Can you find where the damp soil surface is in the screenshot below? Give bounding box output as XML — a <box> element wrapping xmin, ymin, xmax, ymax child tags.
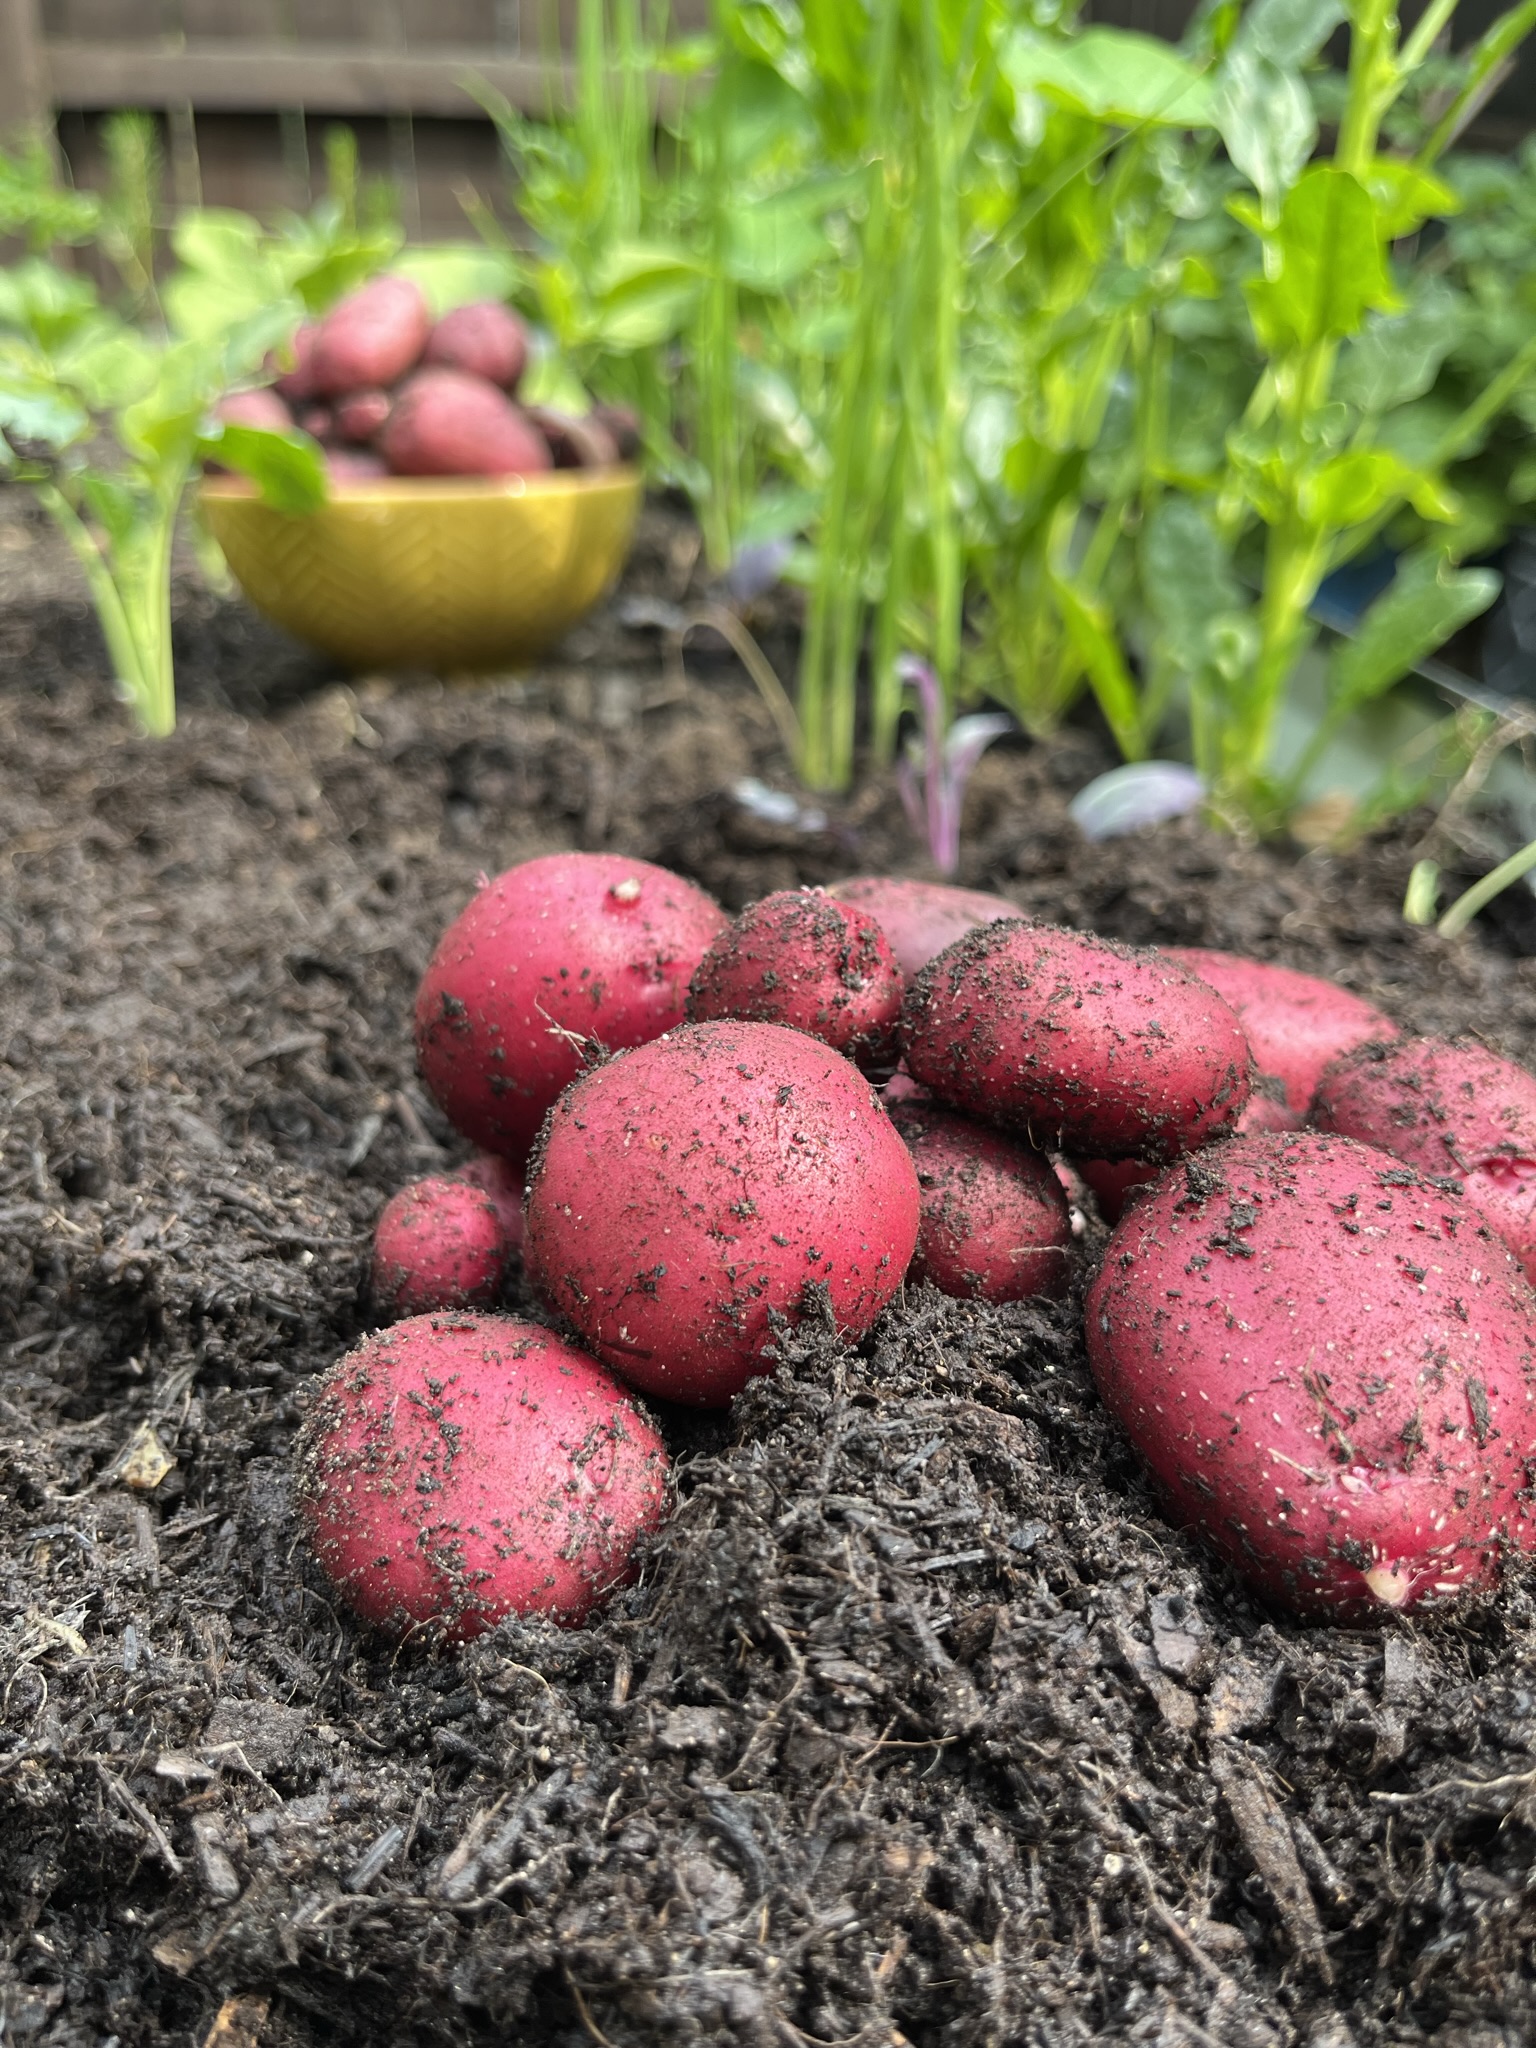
<box><xmin>7</xmin><ymin>490</ymin><xmax>1536</xmax><ymax>2048</ymax></box>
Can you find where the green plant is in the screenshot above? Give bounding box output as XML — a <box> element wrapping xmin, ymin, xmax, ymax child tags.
<box><xmin>0</xmin><ymin>124</ymin><xmax>396</xmax><ymax>737</ymax></box>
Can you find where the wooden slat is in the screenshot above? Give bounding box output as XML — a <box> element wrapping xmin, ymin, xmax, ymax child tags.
<box><xmin>401</xmin><ymin>0</ymin><xmax>505</xmax><ymax>48</ymax></box>
<box><xmin>0</xmin><ymin>0</ymin><xmax>51</xmax><ymax>134</ymax></box>
<box><xmin>178</xmin><ymin>0</ymin><xmax>286</xmax><ymax>35</ymax></box>
<box><xmin>45</xmin><ymin>38</ymin><xmax>571</xmax><ymax>113</ymax></box>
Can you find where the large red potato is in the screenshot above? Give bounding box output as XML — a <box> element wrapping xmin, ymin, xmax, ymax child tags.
<box><xmin>902</xmin><ymin>922</ymin><xmax>1252</xmax><ymax>1161</ymax></box>
<box><xmin>1165</xmin><ymin>947</ymin><xmax>1397</xmax><ymax>1119</ymax></box>
<box><xmin>380</xmin><ymin>369</ymin><xmax>552</xmax><ymax>478</ymax></box>
<box><xmin>309</xmin><ymin>276</ymin><xmax>431</xmax><ymax>397</ymax></box>
<box><xmin>1087</xmin><ymin>1131</ymin><xmax>1536</xmax><ymax>1618</ymax></box>
<box><xmin>888</xmin><ymin>1100</ymin><xmax>1072</xmax><ymax>1302</ymax></box>
<box><xmin>423</xmin><ymin>300</ymin><xmax>529</xmax><ymax>390</ymax></box>
<box><xmin>524</xmin><ymin>1022</ymin><xmax>920</xmax><ymax>1407</ymax></box>
<box><xmin>296</xmin><ymin>1314</ymin><xmax>669</xmax><ymax>1639</ymax></box>
<box><xmin>213</xmin><ymin>388</ymin><xmax>293</xmax><ymax>433</ymax></box>
<box><xmin>1313</xmin><ymin>1036</ymin><xmax>1536</xmax><ymax>1283</ymax></box>
<box><xmin>687</xmin><ymin>889</ymin><xmax>904</xmax><ymax>1071</ymax></box>
<box><xmin>415</xmin><ymin>853</ymin><xmax>727</xmax><ymax>1166</ymax></box>
<box><xmin>370</xmin><ymin>1175</ymin><xmax>509</xmax><ymax>1318</ymax></box>
<box><xmin>829</xmin><ymin>877</ymin><xmax>1022</xmax><ymax>979</ymax></box>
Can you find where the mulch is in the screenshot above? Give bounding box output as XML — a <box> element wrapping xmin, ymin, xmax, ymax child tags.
<box><xmin>5</xmin><ymin>491</ymin><xmax>1536</xmax><ymax>2048</ymax></box>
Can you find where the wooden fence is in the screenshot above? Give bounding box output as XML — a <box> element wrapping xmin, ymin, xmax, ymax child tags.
<box><xmin>0</xmin><ymin>0</ymin><xmax>1528</xmax><ymax>239</ymax></box>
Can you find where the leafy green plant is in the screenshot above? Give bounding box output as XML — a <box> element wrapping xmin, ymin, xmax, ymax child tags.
<box><xmin>0</xmin><ymin>124</ymin><xmax>395</xmax><ymax>737</ymax></box>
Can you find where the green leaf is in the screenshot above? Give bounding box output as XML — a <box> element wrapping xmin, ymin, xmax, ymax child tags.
<box><xmin>0</xmin><ymin>259</ymin><xmax>101</xmax><ymax>347</ymax></box>
<box><xmin>0</xmin><ymin>376</ymin><xmax>91</xmax><ymax>455</ymax></box>
<box><xmin>1142</xmin><ymin>497</ymin><xmax>1244</xmax><ymax>649</ymax></box>
<box><xmin>1328</xmin><ymin>548</ymin><xmax>1500</xmax><ymax>708</ymax></box>
<box><xmin>1299</xmin><ymin>448</ymin><xmax>1440</xmax><ymax>526</ymax></box>
<box><xmin>1363</xmin><ymin>159</ymin><xmax>1459</xmax><ymax>239</ymax></box>
<box><xmin>1048</xmin><ymin>564</ymin><xmax>1147</xmax><ymax>759</ymax></box>
<box><xmin>200</xmin><ymin>423</ymin><xmax>328</xmax><ymax>514</ymax></box>
<box><xmin>1214</xmin><ymin>49</ymin><xmax>1315</xmax><ymax>218</ymax></box>
<box><xmin>1334</xmin><ymin>281</ymin><xmax>1466</xmax><ymax>412</ymax></box>
<box><xmin>1245</xmin><ymin>166</ymin><xmax>1398</xmax><ymax>352</ymax></box>
<box><xmin>1002</xmin><ymin>28</ymin><xmax>1217</xmax><ymax>127</ymax></box>
<box><xmin>392</xmin><ymin>242</ymin><xmax>522</xmax><ymax>317</ymax></box>
<box><xmin>1232</xmin><ymin>0</ymin><xmax>1346</xmax><ymax>66</ymax></box>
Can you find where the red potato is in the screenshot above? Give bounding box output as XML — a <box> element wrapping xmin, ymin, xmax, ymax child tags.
<box><xmin>829</xmin><ymin>877</ymin><xmax>1022</xmax><ymax>980</ymax></box>
<box><xmin>272</xmin><ymin>322</ymin><xmax>321</xmax><ymax>403</ymax></box>
<box><xmin>525</xmin><ymin>407</ymin><xmax>621</xmax><ymax>471</ymax></box>
<box><xmin>296</xmin><ymin>1313</ymin><xmax>669</xmax><ymax>1639</ymax></box>
<box><xmin>593</xmin><ymin>403</ymin><xmax>641</xmax><ymax>461</ymax></box>
<box><xmin>1164</xmin><ymin>947</ymin><xmax>1397</xmax><ymax>1118</ymax></box>
<box><xmin>212</xmin><ymin>388</ymin><xmax>293</xmax><ymax>433</ymax></box>
<box><xmin>888</xmin><ymin>1099</ymin><xmax>1072</xmax><ymax>1303</ymax></box>
<box><xmin>370</xmin><ymin>1175</ymin><xmax>509</xmax><ymax>1318</ymax></box>
<box><xmin>1074</xmin><ymin>1078</ymin><xmax>1300</xmax><ymax>1226</ymax></box>
<box><xmin>381</xmin><ymin>369</ymin><xmax>552</xmax><ymax>479</ymax></box>
<box><xmin>686</xmin><ymin>889</ymin><xmax>904</xmax><ymax>1072</ymax></box>
<box><xmin>423</xmin><ymin>300</ymin><xmax>530</xmax><ymax>391</ymax></box>
<box><xmin>309</xmin><ymin>275</ymin><xmax>431</xmax><ymax>397</ymax></box>
<box><xmin>902</xmin><ymin>922</ymin><xmax>1253</xmax><ymax>1162</ymax></box>
<box><xmin>524</xmin><ymin>1021</ymin><xmax>920</xmax><ymax>1407</ymax></box>
<box><xmin>298</xmin><ymin>405</ymin><xmax>334</xmax><ymax>441</ymax></box>
<box><xmin>415</xmin><ymin>853</ymin><xmax>727</xmax><ymax>1166</ymax></box>
<box><xmin>1087</xmin><ymin>1130</ymin><xmax>1536</xmax><ymax>1617</ymax></box>
<box><xmin>450</xmin><ymin>1151</ymin><xmax>526</xmax><ymax>1251</ymax></box>
<box><xmin>324</xmin><ymin>448</ymin><xmax>389</xmax><ymax>481</ymax></box>
<box><xmin>1313</xmin><ymin>1036</ymin><xmax>1536</xmax><ymax>1283</ymax></box>
<box><xmin>333</xmin><ymin>387</ymin><xmax>393</xmax><ymax>444</ymax></box>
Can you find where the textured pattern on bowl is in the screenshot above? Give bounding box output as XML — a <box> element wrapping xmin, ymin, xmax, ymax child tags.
<box><xmin>201</xmin><ymin>468</ymin><xmax>642</xmax><ymax>671</ymax></box>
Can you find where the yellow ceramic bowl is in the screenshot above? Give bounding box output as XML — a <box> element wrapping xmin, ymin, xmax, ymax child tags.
<box><xmin>200</xmin><ymin>467</ymin><xmax>643</xmax><ymax>672</ymax></box>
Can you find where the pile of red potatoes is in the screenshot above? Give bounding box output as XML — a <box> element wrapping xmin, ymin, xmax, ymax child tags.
<box><xmin>296</xmin><ymin>853</ymin><xmax>1536</xmax><ymax>1645</ymax></box>
<box><xmin>215</xmin><ymin>275</ymin><xmax>636</xmax><ymax>483</ymax></box>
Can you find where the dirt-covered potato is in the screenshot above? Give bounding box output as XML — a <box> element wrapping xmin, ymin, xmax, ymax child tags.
<box><xmin>902</xmin><ymin>921</ymin><xmax>1252</xmax><ymax>1161</ymax></box>
<box><xmin>1087</xmin><ymin>1130</ymin><xmax>1536</xmax><ymax>1617</ymax></box>
<box><xmin>888</xmin><ymin>1099</ymin><xmax>1073</xmax><ymax>1302</ymax></box>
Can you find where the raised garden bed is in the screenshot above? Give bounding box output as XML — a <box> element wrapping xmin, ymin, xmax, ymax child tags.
<box><xmin>5</xmin><ymin>495</ymin><xmax>1536</xmax><ymax>2048</ymax></box>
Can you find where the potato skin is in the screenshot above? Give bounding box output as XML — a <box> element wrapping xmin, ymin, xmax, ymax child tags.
<box><xmin>1313</xmin><ymin>1036</ymin><xmax>1536</xmax><ymax>1283</ymax></box>
<box><xmin>415</xmin><ymin>853</ymin><xmax>727</xmax><ymax>1165</ymax></box>
<box><xmin>380</xmin><ymin>369</ymin><xmax>551</xmax><ymax>478</ymax></box>
<box><xmin>370</xmin><ymin>1176</ymin><xmax>509</xmax><ymax>1317</ymax></box>
<box><xmin>213</xmin><ymin>388</ymin><xmax>293</xmax><ymax>433</ymax></box>
<box><xmin>1166</xmin><ymin>947</ymin><xmax>1396</xmax><ymax>1116</ymax></box>
<box><xmin>829</xmin><ymin>876</ymin><xmax>1022</xmax><ymax>979</ymax></box>
<box><xmin>888</xmin><ymin>1100</ymin><xmax>1072</xmax><ymax>1302</ymax></box>
<box><xmin>309</xmin><ymin>276</ymin><xmax>431</xmax><ymax>397</ymax></box>
<box><xmin>449</xmin><ymin>1151</ymin><xmax>526</xmax><ymax>1250</ymax></box>
<box><xmin>524</xmin><ymin>1021</ymin><xmax>920</xmax><ymax>1407</ymax></box>
<box><xmin>423</xmin><ymin>301</ymin><xmax>529</xmax><ymax>391</ymax></box>
<box><xmin>296</xmin><ymin>1314</ymin><xmax>669</xmax><ymax>1639</ymax></box>
<box><xmin>1087</xmin><ymin>1131</ymin><xmax>1536</xmax><ymax>1617</ymax></box>
<box><xmin>902</xmin><ymin>922</ymin><xmax>1252</xmax><ymax>1161</ymax></box>
<box><xmin>333</xmin><ymin>387</ymin><xmax>393</xmax><ymax>444</ymax></box>
<box><xmin>687</xmin><ymin>890</ymin><xmax>904</xmax><ymax>1071</ymax></box>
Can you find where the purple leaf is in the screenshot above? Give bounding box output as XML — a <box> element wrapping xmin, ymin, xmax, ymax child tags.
<box><xmin>1068</xmin><ymin>761</ymin><xmax>1206</xmax><ymax>841</ymax></box>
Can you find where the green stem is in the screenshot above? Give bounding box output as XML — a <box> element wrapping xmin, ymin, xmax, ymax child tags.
<box><xmin>1416</xmin><ymin>0</ymin><xmax>1536</xmax><ymax>167</ymax></box>
<box><xmin>1438</xmin><ymin>837</ymin><xmax>1536</xmax><ymax>939</ymax></box>
<box><xmin>37</xmin><ymin>482</ymin><xmax>172</xmax><ymax>734</ymax></box>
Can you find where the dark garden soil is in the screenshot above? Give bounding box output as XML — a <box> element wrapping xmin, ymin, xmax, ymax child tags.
<box><xmin>7</xmin><ymin>488</ymin><xmax>1536</xmax><ymax>2048</ymax></box>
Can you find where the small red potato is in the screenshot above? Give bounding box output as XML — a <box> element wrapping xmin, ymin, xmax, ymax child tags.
<box><xmin>381</xmin><ymin>369</ymin><xmax>552</xmax><ymax>479</ymax></box>
<box><xmin>423</xmin><ymin>300</ymin><xmax>530</xmax><ymax>390</ymax></box>
<box><xmin>310</xmin><ymin>275</ymin><xmax>431</xmax><ymax>397</ymax></box>
<box><xmin>449</xmin><ymin>1151</ymin><xmax>526</xmax><ymax>1250</ymax></box>
<box><xmin>298</xmin><ymin>405</ymin><xmax>334</xmax><ymax>441</ymax></box>
<box><xmin>1165</xmin><ymin>947</ymin><xmax>1397</xmax><ymax>1117</ymax></box>
<box><xmin>524</xmin><ymin>1021</ymin><xmax>920</xmax><ymax>1407</ymax></box>
<box><xmin>829</xmin><ymin>876</ymin><xmax>1022</xmax><ymax>979</ymax></box>
<box><xmin>902</xmin><ymin>922</ymin><xmax>1252</xmax><ymax>1161</ymax></box>
<box><xmin>272</xmin><ymin>322</ymin><xmax>321</xmax><ymax>403</ymax></box>
<box><xmin>1087</xmin><ymin>1131</ymin><xmax>1536</xmax><ymax>1617</ymax></box>
<box><xmin>296</xmin><ymin>1313</ymin><xmax>669</xmax><ymax>1639</ymax></box>
<box><xmin>371</xmin><ymin>1175</ymin><xmax>509</xmax><ymax>1318</ymax></box>
<box><xmin>525</xmin><ymin>406</ymin><xmax>621</xmax><ymax>471</ymax></box>
<box><xmin>1074</xmin><ymin>1078</ymin><xmax>1299</xmax><ymax>1226</ymax></box>
<box><xmin>324</xmin><ymin>448</ymin><xmax>389</xmax><ymax>481</ymax></box>
<box><xmin>687</xmin><ymin>889</ymin><xmax>904</xmax><ymax>1071</ymax></box>
<box><xmin>212</xmin><ymin>388</ymin><xmax>293</xmax><ymax>433</ymax></box>
<box><xmin>333</xmin><ymin>387</ymin><xmax>393</xmax><ymax>444</ymax></box>
<box><xmin>1313</xmin><ymin>1036</ymin><xmax>1536</xmax><ymax>1283</ymax></box>
<box><xmin>888</xmin><ymin>1099</ymin><xmax>1072</xmax><ymax>1302</ymax></box>
<box><xmin>415</xmin><ymin>853</ymin><xmax>727</xmax><ymax>1166</ymax></box>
